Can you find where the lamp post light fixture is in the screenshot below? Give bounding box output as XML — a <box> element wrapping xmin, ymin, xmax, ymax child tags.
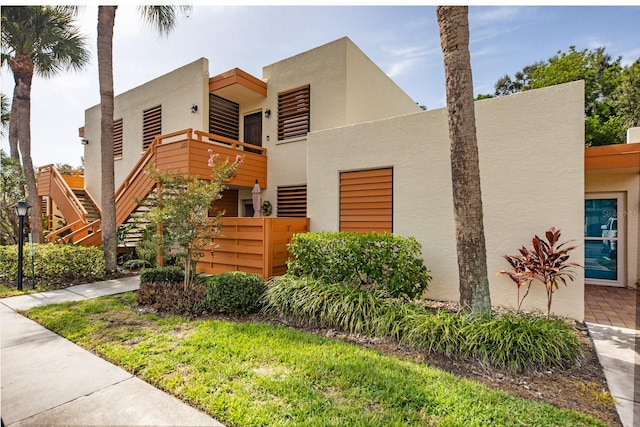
<box><xmin>14</xmin><ymin>200</ymin><xmax>31</xmax><ymax>291</ymax></box>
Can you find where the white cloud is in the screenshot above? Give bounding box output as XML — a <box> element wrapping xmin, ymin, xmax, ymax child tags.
<box><xmin>386</xmin><ymin>58</ymin><xmax>419</xmax><ymax>78</ymax></box>
<box><xmin>620</xmin><ymin>47</ymin><xmax>640</xmax><ymax>66</ymax></box>
<box><xmin>379</xmin><ymin>41</ymin><xmax>440</xmax><ymax>78</ymax></box>
<box><xmin>470</xmin><ymin>6</ymin><xmax>524</xmax><ymax>27</ymax></box>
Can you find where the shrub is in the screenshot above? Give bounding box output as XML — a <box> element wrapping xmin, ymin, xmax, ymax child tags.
<box><xmin>0</xmin><ymin>244</ymin><xmax>105</xmax><ymax>288</ymax></box>
<box><xmin>370</xmin><ymin>299</ymin><xmax>424</xmax><ymax>341</ymax></box>
<box><xmin>263</xmin><ymin>275</ymin><xmax>391</xmax><ymax>334</ymax></box>
<box><xmin>263</xmin><ymin>275</ymin><xmax>583</xmax><ymax>371</ymax></box>
<box><xmin>459</xmin><ymin>312</ymin><xmax>583</xmax><ymax>371</ymax></box>
<box><xmin>287</xmin><ymin>231</ymin><xmax>431</xmax><ymax>300</ymax></box>
<box><xmin>122</xmin><ymin>258</ymin><xmax>152</xmax><ymax>270</ymax></box>
<box><xmin>499</xmin><ymin>227</ymin><xmax>581</xmax><ymax>317</ymax></box>
<box><xmin>137</xmin><ymin>281</ymin><xmax>207</xmax><ymax>316</ymax></box>
<box><xmin>205</xmin><ymin>271</ymin><xmax>266</xmax><ymax>315</ymax></box>
<box><xmin>140</xmin><ymin>266</ymin><xmax>184</xmax><ymax>285</ymax></box>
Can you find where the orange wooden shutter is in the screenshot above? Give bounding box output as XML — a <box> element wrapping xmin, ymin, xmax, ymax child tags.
<box><xmin>340</xmin><ymin>168</ymin><xmax>393</xmax><ymax>233</ymax></box>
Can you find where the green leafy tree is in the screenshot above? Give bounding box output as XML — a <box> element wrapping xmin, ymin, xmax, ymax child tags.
<box><xmin>610</xmin><ymin>60</ymin><xmax>640</xmax><ymax>129</ymax></box>
<box><xmin>530</xmin><ymin>47</ymin><xmax>621</xmax><ymax>117</ymax></box>
<box><xmin>97</xmin><ymin>5</ymin><xmax>191</xmax><ymax>274</ymax></box>
<box><xmin>146</xmin><ymin>152</ymin><xmax>242</xmax><ymax>291</ymax></box>
<box><xmin>0</xmin><ymin>150</ymin><xmax>26</xmax><ymax>245</ymax></box>
<box><xmin>494</xmin><ymin>62</ymin><xmax>542</xmax><ymax>96</ymax></box>
<box><xmin>491</xmin><ymin>46</ymin><xmax>638</xmax><ymax>146</ymax></box>
<box><xmin>1</xmin><ymin>93</ymin><xmax>10</xmax><ymax>137</ymax></box>
<box><xmin>437</xmin><ymin>6</ymin><xmax>491</xmax><ymax>313</ymax></box>
<box><xmin>1</xmin><ymin>6</ymin><xmax>90</xmax><ymax>243</ymax></box>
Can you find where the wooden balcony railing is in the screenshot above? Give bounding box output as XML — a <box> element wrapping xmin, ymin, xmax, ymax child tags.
<box><xmin>154</xmin><ymin>129</ymin><xmax>268</xmax><ymax>188</ymax></box>
<box><xmin>57</xmin><ymin>169</ymin><xmax>84</xmax><ymax>189</ymax></box>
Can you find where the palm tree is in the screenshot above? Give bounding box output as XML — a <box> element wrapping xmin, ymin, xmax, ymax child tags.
<box><xmin>436</xmin><ymin>6</ymin><xmax>491</xmax><ymax>313</ymax></box>
<box><xmin>1</xmin><ymin>6</ymin><xmax>90</xmax><ymax>243</ymax></box>
<box><xmin>1</xmin><ymin>93</ymin><xmax>10</xmax><ymax>137</ymax></box>
<box><xmin>97</xmin><ymin>5</ymin><xmax>191</xmax><ymax>273</ymax></box>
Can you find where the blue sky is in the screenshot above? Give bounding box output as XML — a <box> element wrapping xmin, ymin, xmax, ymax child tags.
<box><xmin>2</xmin><ymin>4</ymin><xmax>639</xmax><ymax>167</ymax></box>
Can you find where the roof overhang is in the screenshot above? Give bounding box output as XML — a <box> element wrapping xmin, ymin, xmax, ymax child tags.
<box><xmin>585</xmin><ymin>142</ymin><xmax>640</xmax><ymax>173</ymax></box>
<box><xmin>209</xmin><ymin>68</ymin><xmax>267</xmax><ymax>105</ymax></box>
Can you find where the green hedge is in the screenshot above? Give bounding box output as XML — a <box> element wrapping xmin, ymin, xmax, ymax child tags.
<box><xmin>205</xmin><ymin>271</ymin><xmax>266</xmax><ymax>315</ymax></box>
<box><xmin>287</xmin><ymin>232</ymin><xmax>431</xmax><ymax>300</ymax></box>
<box><xmin>140</xmin><ymin>266</ymin><xmax>184</xmax><ymax>285</ymax></box>
<box><xmin>0</xmin><ymin>244</ymin><xmax>105</xmax><ymax>287</ymax></box>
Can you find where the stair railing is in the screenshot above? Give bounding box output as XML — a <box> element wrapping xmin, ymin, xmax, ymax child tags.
<box><xmin>38</xmin><ymin>164</ymin><xmax>88</xmax><ymax>226</ymax></box>
<box><xmin>44</xmin><ymin>219</ymin><xmax>85</xmax><ymax>243</ymax></box>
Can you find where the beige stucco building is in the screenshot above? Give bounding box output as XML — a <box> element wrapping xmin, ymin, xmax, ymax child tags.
<box><xmin>82</xmin><ymin>37</ymin><xmax>421</xmax><ymax>210</ymax></box>
<box><xmin>308</xmin><ymin>82</ymin><xmax>586</xmax><ymax>320</ymax></box>
<box><xmin>42</xmin><ymin>36</ymin><xmax>640</xmax><ymax>321</ymax></box>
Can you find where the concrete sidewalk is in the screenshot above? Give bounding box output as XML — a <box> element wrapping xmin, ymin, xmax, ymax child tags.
<box><xmin>586</xmin><ymin>322</ymin><xmax>639</xmax><ymax>427</ymax></box>
<box><xmin>0</xmin><ymin>276</ymin><xmax>224</xmax><ymax>427</ymax></box>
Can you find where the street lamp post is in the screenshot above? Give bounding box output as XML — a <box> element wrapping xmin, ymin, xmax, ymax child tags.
<box><xmin>14</xmin><ymin>201</ymin><xmax>31</xmax><ymax>291</ymax></box>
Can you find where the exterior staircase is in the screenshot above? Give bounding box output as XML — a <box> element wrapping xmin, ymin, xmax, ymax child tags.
<box><xmin>37</xmin><ymin>128</ymin><xmax>269</xmax><ymax>248</ymax></box>
<box><xmin>72</xmin><ymin>189</ymin><xmax>101</xmax><ymax>223</ymax></box>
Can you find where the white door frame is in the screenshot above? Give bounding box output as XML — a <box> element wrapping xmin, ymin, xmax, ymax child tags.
<box><xmin>584</xmin><ymin>192</ymin><xmax>626</xmax><ymax>287</ymax></box>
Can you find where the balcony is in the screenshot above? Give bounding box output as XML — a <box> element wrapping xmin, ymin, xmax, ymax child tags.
<box><xmin>153</xmin><ymin>129</ymin><xmax>267</xmax><ymax>188</ymax></box>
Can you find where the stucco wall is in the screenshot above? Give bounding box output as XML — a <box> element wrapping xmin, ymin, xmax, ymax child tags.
<box><xmin>585</xmin><ymin>171</ymin><xmax>640</xmax><ymax>288</ymax></box>
<box><xmin>344</xmin><ymin>40</ymin><xmax>420</xmax><ymax>123</ymax></box>
<box><xmin>84</xmin><ymin>58</ymin><xmax>209</xmax><ymax>207</ymax></box>
<box><xmin>307</xmin><ymin>81</ymin><xmax>585</xmax><ymax>320</ymax></box>
<box><xmin>259</xmin><ymin>37</ymin><xmax>422</xmax><ymax>212</ymax></box>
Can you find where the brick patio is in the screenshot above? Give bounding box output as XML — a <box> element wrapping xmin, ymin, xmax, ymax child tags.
<box><xmin>584</xmin><ymin>284</ymin><xmax>639</xmax><ymax>329</ymax></box>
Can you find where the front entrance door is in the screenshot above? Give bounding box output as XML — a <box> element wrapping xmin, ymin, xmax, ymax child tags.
<box><xmin>243</xmin><ymin>112</ymin><xmax>262</xmax><ymax>154</ymax></box>
<box><xmin>584</xmin><ymin>193</ymin><xmax>625</xmax><ymax>286</ymax></box>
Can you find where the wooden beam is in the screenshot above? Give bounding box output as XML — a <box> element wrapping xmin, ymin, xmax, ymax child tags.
<box><xmin>585</xmin><ymin>142</ymin><xmax>640</xmax><ymax>170</ymax></box>
<box><xmin>209</xmin><ymin>68</ymin><xmax>267</xmax><ymax>96</ymax></box>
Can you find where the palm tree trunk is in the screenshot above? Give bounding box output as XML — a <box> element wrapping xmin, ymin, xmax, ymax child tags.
<box><xmin>98</xmin><ymin>6</ymin><xmax>118</xmax><ymax>273</ymax></box>
<box><xmin>437</xmin><ymin>6</ymin><xmax>491</xmax><ymax>313</ymax></box>
<box><xmin>13</xmin><ymin>62</ymin><xmax>43</xmax><ymax>243</ymax></box>
<box><xmin>8</xmin><ymin>92</ymin><xmax>25</xmax><ymax>198</ymax></box>
<box><xmin>9</xmin><ymin>92</ymin><xmax>20</xmax><ymax>159</ymax></box>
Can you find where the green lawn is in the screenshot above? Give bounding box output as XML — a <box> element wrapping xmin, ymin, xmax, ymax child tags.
<box><xmin>0</xmin><ymin>284</ymin><xmax>40</xmax><ymax>297</ymax></box>
<box><xmin>25</xmin><ymin>293</ymin><xmax>606</xmax><ymax>427</ymax></box>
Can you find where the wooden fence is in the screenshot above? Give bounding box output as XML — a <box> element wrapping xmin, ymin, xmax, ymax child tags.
<box><xmin>197</xmin><ymin>217</ymin><xmax>310</xmax><ymax>280</ymax></box>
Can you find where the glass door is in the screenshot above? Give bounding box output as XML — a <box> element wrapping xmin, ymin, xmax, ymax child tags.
<box><xmin>584</xmin><ymin>193</ymin><xmax>625</xmax><ymax>286</ymax></box>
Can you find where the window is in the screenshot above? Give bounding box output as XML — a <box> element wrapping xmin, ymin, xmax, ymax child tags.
<box><xmin>340</xmin><ymin>168</ymin><xmax>393</xmax><ymax>233</ymax></box>
<box><xmin>142</xmin><ymin>105</ymin><xmax>161</xmax><ymax>151</ymax></box>
<box><xmin>113</xmin><ymin>118</ymin><xmax>123</xmax><ymax>158</ymax></box>
<box><xmin>277</xmin><ymin>185</ymin><xmax>307</xmax><ymax>217</ymax></box>
<box><xmin>209</xmin><ymin>94</ymin><xmax>239</xmax><ymax>141</ymax></box>
<box><xmin>585</xmin><ymin>193</ymin><xmax>625</xmax><ymax>286</ymax></box>
<box><xmin>278</xmin><ymin>85</ymin><xmax>310</xmax><ymax>141</ymax></box>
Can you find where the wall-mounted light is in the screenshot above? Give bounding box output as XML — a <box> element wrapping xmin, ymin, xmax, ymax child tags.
<box><xmin>264</xmin><ymin>109</ymin><xmax>271</xmax><ymax>118</ymax></box>
<box><xmin>191</xmin><ymin>104</ymin><xmax>198</xmax><ymax>113</ymax></box>
<box><xmin>80</xmin><ymin>138</ymin><xmax>89</xmax><ymax>145</ymax></box>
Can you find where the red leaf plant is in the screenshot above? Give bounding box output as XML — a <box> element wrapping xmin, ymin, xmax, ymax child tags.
<box><xmin>499</xmin><ymin>227</ymin><xmax>581</xmax><ymax>318</ymax></box>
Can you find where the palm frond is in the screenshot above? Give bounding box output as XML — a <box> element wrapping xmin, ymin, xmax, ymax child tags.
<box><xmin>137</xmin><ymin>5</ymin><xmax>192</xmax><ymax>37</ymax></box>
